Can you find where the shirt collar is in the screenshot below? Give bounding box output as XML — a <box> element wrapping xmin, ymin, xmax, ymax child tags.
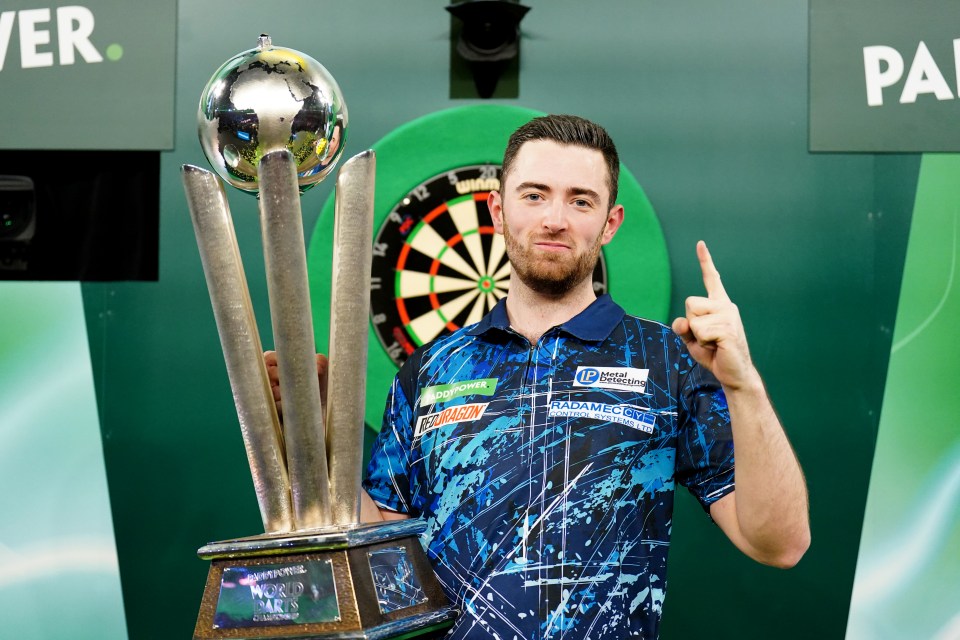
<box><xmin>467</xmin><ymin>294</ymin><xmax>625</xmax><ymax>342</ymax></box>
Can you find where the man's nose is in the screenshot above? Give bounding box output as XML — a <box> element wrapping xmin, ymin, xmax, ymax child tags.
<box><xmin>542</xmin><ymin>200</ymin><xmax>568</xmax><ymax>232</ymax></box>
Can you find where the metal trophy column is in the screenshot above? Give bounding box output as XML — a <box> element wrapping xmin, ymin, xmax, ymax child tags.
<box><xmin>183</xmin><ymin>35</ymin><xmax>454</xmax><ymax>640</ymax></box>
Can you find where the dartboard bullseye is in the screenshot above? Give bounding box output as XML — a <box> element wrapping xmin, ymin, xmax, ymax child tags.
<box><xmin>370</xmin><ymin>164</ymin><xmax>607</xmax><ymax>368</ymax></box>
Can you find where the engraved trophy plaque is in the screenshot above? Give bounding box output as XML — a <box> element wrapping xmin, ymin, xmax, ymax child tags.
<box><xmin>182</xmin><ymin>35</ymin><xmax>455</xmax><ymax>640</ymax></box>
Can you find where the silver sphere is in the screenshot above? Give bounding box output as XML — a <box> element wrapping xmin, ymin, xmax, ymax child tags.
<box><xmin>198</xmin><ymin>35</ymin><xmax>347</xmax><ymax>194</ymax></box>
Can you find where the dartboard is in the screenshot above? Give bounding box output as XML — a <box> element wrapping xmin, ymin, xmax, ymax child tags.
<box><xmin>370</xmin><ymin>164</ymin><xmax>607</xmax><ymax>368</ymax></box>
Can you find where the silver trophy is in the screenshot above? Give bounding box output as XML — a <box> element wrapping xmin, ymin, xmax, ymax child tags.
<box><xmin>182</xmin><ymin>36</ymin><xmax>453</xmax><ymax>640</ymax></box>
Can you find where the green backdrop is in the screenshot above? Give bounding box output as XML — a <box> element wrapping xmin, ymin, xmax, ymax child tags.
<box><xmin>1</xmin><ymin>0</ymin><xmax>950</xmax><ymax>638</ymax></box>
<box><xmin>845</xmin><ymin>155</ymin><xmax>960</xmax><ymax>639</ymax></box>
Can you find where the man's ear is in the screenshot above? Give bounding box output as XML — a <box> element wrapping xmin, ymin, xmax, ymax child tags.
<box><xmin>601</xmin><ymin>204</ymin><xmax>625</xmax><ymax>245</ymax></box>
<box><xmin>488</xmin><ymin>190</ymin><xmax>504</xmax><ymax>234</ymax></box>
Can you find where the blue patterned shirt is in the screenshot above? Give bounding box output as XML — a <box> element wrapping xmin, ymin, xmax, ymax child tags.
<box><xmin>364</xmin><ymin>295</ymin><xmax>735</xmax><ymax>639</ymax></box>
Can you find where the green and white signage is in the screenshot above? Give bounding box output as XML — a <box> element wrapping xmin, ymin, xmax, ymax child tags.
<box><xmin>810</xmin><ymin>0</ymin><xmax>960</xmax><ymax>152</ymax></box>
<box><xmin>0</xmin><ymin>0</ymin><xmax>176</xmax><ymax>149</ymax></box>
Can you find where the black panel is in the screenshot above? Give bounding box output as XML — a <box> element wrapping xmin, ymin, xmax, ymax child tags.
<box><xmin>0</xmin><ymin>150</ymin><xmax>159</xmax><ymax>281</ymax></box>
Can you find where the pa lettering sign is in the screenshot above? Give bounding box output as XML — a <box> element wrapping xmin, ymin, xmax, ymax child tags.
<box><xmin>864</xmin><ymin>41</ymin><xmax>960</xmax><ymax>107</ymax></box>
<box><xmin>810</xmin><ymin>0</ymin><xmax>960</xmax><ymax>152</ymax></box>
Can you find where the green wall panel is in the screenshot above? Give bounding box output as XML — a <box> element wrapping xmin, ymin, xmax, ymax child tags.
<box><xmin>846</xmin><ymin>154</ymin><xmax>960</xmax><ymax>639</ymax></box>
<box><xmin>0</xmin><ymin>283</ymin><xmax>126</xmax><ymax>639</ymax></box>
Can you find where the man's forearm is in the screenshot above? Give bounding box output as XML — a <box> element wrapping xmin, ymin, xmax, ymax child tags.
<box><xmin>360</xmin><ymin>489</ymin><xmax>411</xmax><ymax>523</ymax></box>
<box><xmin>723</xmin><ymin>371</ymin><xmax>810</xmax><ymax>566</ymax></box>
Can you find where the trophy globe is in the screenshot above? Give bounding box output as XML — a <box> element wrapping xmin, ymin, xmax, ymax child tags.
<box><xmin>197</xmin><ymin>34</ymin><xmax>347</xmax><ymax>194</ymax></box>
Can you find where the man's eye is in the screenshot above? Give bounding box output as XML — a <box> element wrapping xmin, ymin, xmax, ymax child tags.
<box><xmin>524</xmin><ymin>193</ymin><xmax>543</xmax><ymax>201</ymax></box>
<box><xmin>574</xmin><ymin>199</ymin><xmax>591</xmax><ymax>208</ymax></box>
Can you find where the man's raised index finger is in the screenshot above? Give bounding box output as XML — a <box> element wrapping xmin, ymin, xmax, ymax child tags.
<box><xmin>697</xmin><ymin>240</ymin><xmax>729</xmax><ymax>300</ymax></box>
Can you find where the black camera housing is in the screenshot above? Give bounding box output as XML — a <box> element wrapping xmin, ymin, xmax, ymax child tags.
<box><xmin>0</xmin><ymin>176</ymin><xmax>36</xmax><ymax>271</ymax></box>
<box><xmin>447</xmin><ymin>1</ymin><xmax>530</xmax><ymax>99</ymax></box>
<box><xmin>0</xmin><ymin>176</ymin><xmax>37</xmax><ymax>243</ymax></box>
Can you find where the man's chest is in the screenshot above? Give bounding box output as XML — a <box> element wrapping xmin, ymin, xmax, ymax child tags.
<box><xmin>410</xmin><ymin>338</ymin><xmax>683</xmax><ymax>503</ymax></box>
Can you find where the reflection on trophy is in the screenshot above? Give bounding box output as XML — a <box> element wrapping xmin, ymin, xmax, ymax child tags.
<box><xmin>182</xmin><ymin>35</ymin><xmax>454</xmax><ymax>639</ymax></box>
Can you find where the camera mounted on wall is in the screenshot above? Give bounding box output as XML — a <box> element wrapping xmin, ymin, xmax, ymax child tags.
<box><xmin>0</xmin><ymin>176</ymin><xmax>36</xmax><ymax>271</ymax></box>
<box><xmin>447</xmin><ymin>0</ymin><xmax>530</xmax><ymax>99</ymax></box>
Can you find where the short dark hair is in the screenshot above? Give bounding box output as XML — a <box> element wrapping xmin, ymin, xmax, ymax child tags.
<box><xmin>501</xmin><ymin>114</ymin><xmax>620</xmax><ymax>207</ymax></box>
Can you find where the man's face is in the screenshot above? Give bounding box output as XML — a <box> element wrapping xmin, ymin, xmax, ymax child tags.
<box><xmin>489</xmin><ymin>140</ymin><xmax>624</xmax><ymax>297</ymax></box>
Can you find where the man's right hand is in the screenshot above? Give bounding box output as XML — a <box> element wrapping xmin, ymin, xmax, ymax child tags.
<box><xmin>264</xmin><ymin>350</ymin><xmax>329</xmax><ymax>419</ymax></box>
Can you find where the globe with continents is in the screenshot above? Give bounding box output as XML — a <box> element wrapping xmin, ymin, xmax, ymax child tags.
<box><xmin>197</xmin><ymin>35</ymin><xmax>348</xmax><ymax>194</ymax></box>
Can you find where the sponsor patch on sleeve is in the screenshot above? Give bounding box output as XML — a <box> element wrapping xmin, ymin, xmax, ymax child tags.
<box><xmin>573</xmin><ymin>366</ymin><xmax>649</xmax><ymax>393</ymax></box>
<box><xmin>415</xmin><ymin>402</ymin><xmax>490</xmax><ymax>438</ymax></box>
<box><xmin>548</xmin><ymin>401</ymin><xmax>656</xmax><ymax>433</ymax></box>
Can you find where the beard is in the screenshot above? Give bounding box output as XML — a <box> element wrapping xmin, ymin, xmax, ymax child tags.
<box><xmin>503</xmin><ymin>225</ymin><xmax>603</xmax><ymax>298</ymax></box>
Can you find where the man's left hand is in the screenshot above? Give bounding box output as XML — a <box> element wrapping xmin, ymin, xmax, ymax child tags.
<box><xmin>671</xmin><ymin>241</ymin><xmax>758</xmax><ymax>391</ymax></box>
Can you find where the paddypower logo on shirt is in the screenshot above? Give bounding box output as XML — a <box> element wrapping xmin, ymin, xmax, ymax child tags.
<box><xmin>0</xmin><ymin>6</ymin><xmax>123</xmax><ymax>72</ymax></box>
<box><xmin>420</xmin><ymin>378</ymin><xmax>498</xmax><ymax>406</ymax></box>
<box><xmin>415</xmin><ymin>402</ymin><xmax>489</xmax><ymax>438</ymax></box>
<box><xmin>549</xmin><ymin>401</ymin><xmax>656</xmax><ymax>434</ymax></box>
<box><xmin>573</xmin><ymin>367</ymin><xmax>649</xmax><ymax>393</ymax></box>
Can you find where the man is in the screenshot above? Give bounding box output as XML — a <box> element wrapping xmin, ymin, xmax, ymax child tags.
<box><xmin>272</xmin><ymin>115</ymin><xmax>810</xmax><ymax>639</ymax></box>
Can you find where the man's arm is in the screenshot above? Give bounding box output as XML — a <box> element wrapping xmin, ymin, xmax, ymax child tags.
<box><xmin>672</xmin><ymin>241</ymin><xmax>810</xmax><ymax>569</ymax></box>
<box><xmin>361</xmin><ymin>490</ymin><xmax>411</xmax><ymax>523</ymax></box>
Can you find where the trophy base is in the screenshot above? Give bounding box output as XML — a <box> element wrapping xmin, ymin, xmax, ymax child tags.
<box><xmin>194</xmin><ymin>520</ymin><xmax>456</xmax><ymax>640</ymax></box>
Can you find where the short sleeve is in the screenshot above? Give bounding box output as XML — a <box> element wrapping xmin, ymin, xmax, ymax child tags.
<box><xmin>675</xmin><ymin>360</ymin><xmax>736</xmax><ymax>512</ymax></box>
<box><xmin>363</xmin><ymin>372</ymin><xmax>418</xmax><ymax>515</ymax></box>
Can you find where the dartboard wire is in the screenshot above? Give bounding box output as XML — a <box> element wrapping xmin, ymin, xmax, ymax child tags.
<box><xmin>394</xmin><ymin>243</ymin><xmax>478</xmax><ymax>300</ymax></box>
<box><xmin>397</xmin><ymin>270</ymin><xmax>477</xmax><ymax>297</ymax></box>
<box><xmin>412</xmin><ymin>223</ymin><xmax>481</xmax><ymax>281</ymax></box>
<box><xmin>486</xmin><ymin>232</ymin><xmax>508</xmax><ymax>281</ymax></box>
<box><xmin>439</xmin><ymin>288</ymin><xmax>483</xmax><ymax>326</ymax></box>
<box><xmin>394</xmin><ymin>203</ymin><xmax>468</xmax><ymax>328</ymax></box>
<box><xmin>447</xmin><ymin>195</ymin><xmax>487</xmax><ymax>275</ymax></box>
<box><xmin>427</xmin><ymin>226</ymin><xmax>501</xmax><ymax>310</ymax></box>
<box><xmin>396</xmin><ymin>234</ymin><xmax>486</xmax><ymax>344</ymax></box>
<box><xmin>466</xmin><ymin>292</ymin><xmax>488</xmax><ymax>326</ymax></box>
<box><xmin>434</xmin><ymin>228</ymin><xmax>499</xmax><ymax>295</ymax></box>
<box><xmin>405</xmin><ymin>206</ymin><xmax>481</xmax><ymax>282</ymax></box>
<box><xmin>394</xmin><ymin>188</ymin><xmax>514</xmax><ymax>347</ymax></box>
<box><xmin>406</xmin><ymin>287</ymin><xmax>482</xmax><ymax>345</ymax></box>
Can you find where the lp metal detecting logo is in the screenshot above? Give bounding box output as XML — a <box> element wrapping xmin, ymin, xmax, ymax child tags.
<box><xmin>573</xmin><ymin>367</ymin><xmax>649</xmax><ymax>393</ymax></box>
<box><xmin>575</xmin><ymin>368</ymin><xmax>600</xmax><ymax>385</ymax></box>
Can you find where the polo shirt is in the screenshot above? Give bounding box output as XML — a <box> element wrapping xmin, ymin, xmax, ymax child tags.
<box><xmin>364</xmin><ymin>294</ymin><xmax>735</xmax><ymax>639</ymax></box>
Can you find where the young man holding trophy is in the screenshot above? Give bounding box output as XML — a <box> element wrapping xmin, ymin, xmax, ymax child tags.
<box><xmin>271</xmin><ymin>114</ymin><xmax>810</xmax><ymax>639</ymax></box>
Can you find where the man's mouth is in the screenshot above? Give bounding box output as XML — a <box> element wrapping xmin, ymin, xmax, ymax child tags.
<box><xmin>531</xmin><ymin>237</ymin><xmax>571</xmax><ymax>251</ymax></box>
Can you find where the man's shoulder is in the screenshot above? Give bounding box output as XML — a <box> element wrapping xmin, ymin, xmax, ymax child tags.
<box><xmin>417</xmin><ymin>322</ymin><xmax>486</xmax><ymax>356</ymax></box>
<box><xmin>398</xmin><ymin>323</ymin><xmax>490</xmax><ymax>378</ymax></box>
<box><xmin>620</xmin><ymin>311</ymin><xmax>671</xmax><ymax>331</ymax></box>
<box><xmin>611</xmin><ymin>308</ymin><xmax>678</xmax><ymax>342</ymax></box>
